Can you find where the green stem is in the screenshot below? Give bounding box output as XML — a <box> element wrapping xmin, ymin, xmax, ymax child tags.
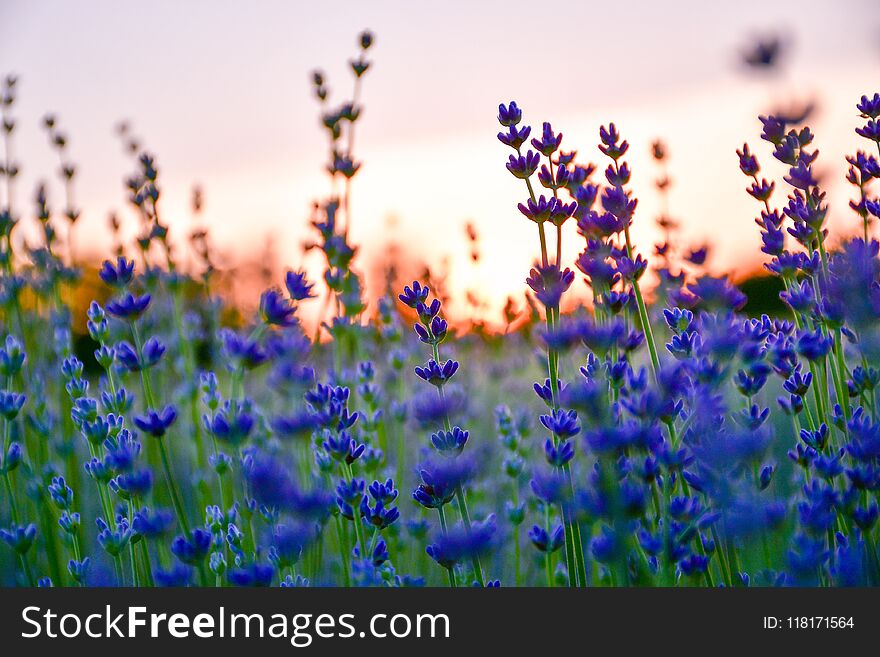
<box><xmin>432</xmin><ymin>342</ymin><xmax>486</xmax><ymax>586</ymax></box>
<box><xmin>157</xmin><ymin>437</ymin><xmax>191</xmax><ymax>535</ymax></box>
<box><xmin>19</xmin><ymin>552</ymin><xmax>35</xmax><ymax>587</ymax></box>
<box><xmin>333</xmin><ymin>514</ymin><xmax>351</xmax><ymax>586</ymax></box>
<box><xmin>113</xmin><ymin>555</ymin><xmax>124</xmax><ymax>586</ymax></box>
<box><xmin>132</xmin><ymin>321</ymin><xmax>191</xmax><ymax>535</ymax></box>
<box><xmin>344</xmin><ymin>463</ymin><xmax>366</xmax><ymax>556</ymax></box>
<box><xmin>368</xmin><ymin>527</ymin><xmax>379</xmax><ymax>556</ymax></box>
<box><xmin>624</xmin><ymin>227</ymin><xmax>661</xmax><ymax>380</ymax></box>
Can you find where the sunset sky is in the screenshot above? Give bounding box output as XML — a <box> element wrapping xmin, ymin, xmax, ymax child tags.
<box><xmin>2</xmin><ymin>0</ymin><xmax>880</xmax><ymax>324</ymax></box>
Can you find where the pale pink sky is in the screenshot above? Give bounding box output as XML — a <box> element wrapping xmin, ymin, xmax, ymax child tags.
<box><xmin>2</xmin><ymin>0</ymin><xmax>880</xmax><ymax>323</ymax></box>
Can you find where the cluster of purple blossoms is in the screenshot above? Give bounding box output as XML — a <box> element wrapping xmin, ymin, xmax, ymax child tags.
<box><xmin>486</xmin><ymin>93</ymin><xmax>880</xmax><ymax>588</ymax></box>
<box><xmin>400</xmin><ymin>280</ymin><xmax>492</xmax><ymax>587</ymax></box>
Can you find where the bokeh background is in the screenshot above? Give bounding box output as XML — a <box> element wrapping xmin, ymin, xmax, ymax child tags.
<box><xmin>2</xmin><ymin>0</ymin><xmax>880</xmax><ymax>326</ymax></box>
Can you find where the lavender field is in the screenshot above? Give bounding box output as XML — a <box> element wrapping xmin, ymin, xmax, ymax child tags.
<box><xmin>2</xmin><ymin>25</ymin><xmax>880</xmax><ymax>588</ymax></box>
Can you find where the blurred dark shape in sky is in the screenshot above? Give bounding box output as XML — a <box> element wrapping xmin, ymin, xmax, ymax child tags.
<box><xmin>741</xmin><ymin>33</ymin><xmax>785</xmax><ymax>70</ymax></box>
<box><xmin>772</xmin><ymin>100</ymin><xmax>817</xmax><ymax>125</ymax></box>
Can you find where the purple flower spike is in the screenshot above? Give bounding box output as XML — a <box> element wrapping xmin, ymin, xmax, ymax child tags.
<box><xmin>506</xmin><ymin>150</ymin><xmax>540</xmax><ymax>179</ymax></box>
<box><xmin>497</xmin><ymin>101</ymin><xmax>522</xmax><ymax>127</ymax></box>
<box><xmin>414</xmin><ymin>358</ymin><xmax>459</xmax><ymax>387</ymax></box>
<box><xmin>856</xmin><ymin>119</ymin><xmax>880</xmax><ymax>142</ymax></box>
<box><xmin>531</xmin><ymin>122</ymin><xmax>562</xmax><ymax>156</ymax></box>
<box><xmin>398</xmin><ymin>280</ymin><xmax>430</xmax><ymax>308</ymax></box>
<box><xmin>498</xmin><ymin>124</ymin><xmax>531</xmax><ymax>149</ymax></box>
<box><xmin>99</xmin><ymin>256</ymin><xmax>135</xmax><ymax>288</ymax></box>
<box><xmin>285</xmin><ymin>270</ymin><xmax>316</xmax><ymax>301</ymax></box>
<box><xmin>736</xmin><ymin>143</ymin><xmax>759</xmax><ymax>176</ymax></box>
<box><xmin>526</xmin><ymin>264</ymin><xmax>575</xmax><ymax>309</ymax></box>
<box><xmin>106</xmin><ymin>292</ymin><xmax>151</xmax><ymax>321</ymax></box>
<box><xmin>599</xmin><ymin>123</ymin><xmax>629</xmax><ymax>159</ymax></box>
<box><xmin>134</xmin><ymin>405</ymin><xmax>178</xmax><ymax>438</ymax></box>
<box><xmin>259</xmin><ymin>288</ymin><xmax>298</xmax><ymax>326</ymax></box>
<box><xmin>857</xmin><ymin>93</ymin><xmax>880</xmax><ymax>119</ymax></box>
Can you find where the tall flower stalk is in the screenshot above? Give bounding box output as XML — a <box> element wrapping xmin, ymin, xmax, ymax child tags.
<box><xmin>402</xmin><ymin>281</ymin><xmax>487</xmax><ymax>586</ymax></box>
<box><xmin>499</xmin><ymin>103</ymin><xmax>586</xmax><ymax>586</ymax></box>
